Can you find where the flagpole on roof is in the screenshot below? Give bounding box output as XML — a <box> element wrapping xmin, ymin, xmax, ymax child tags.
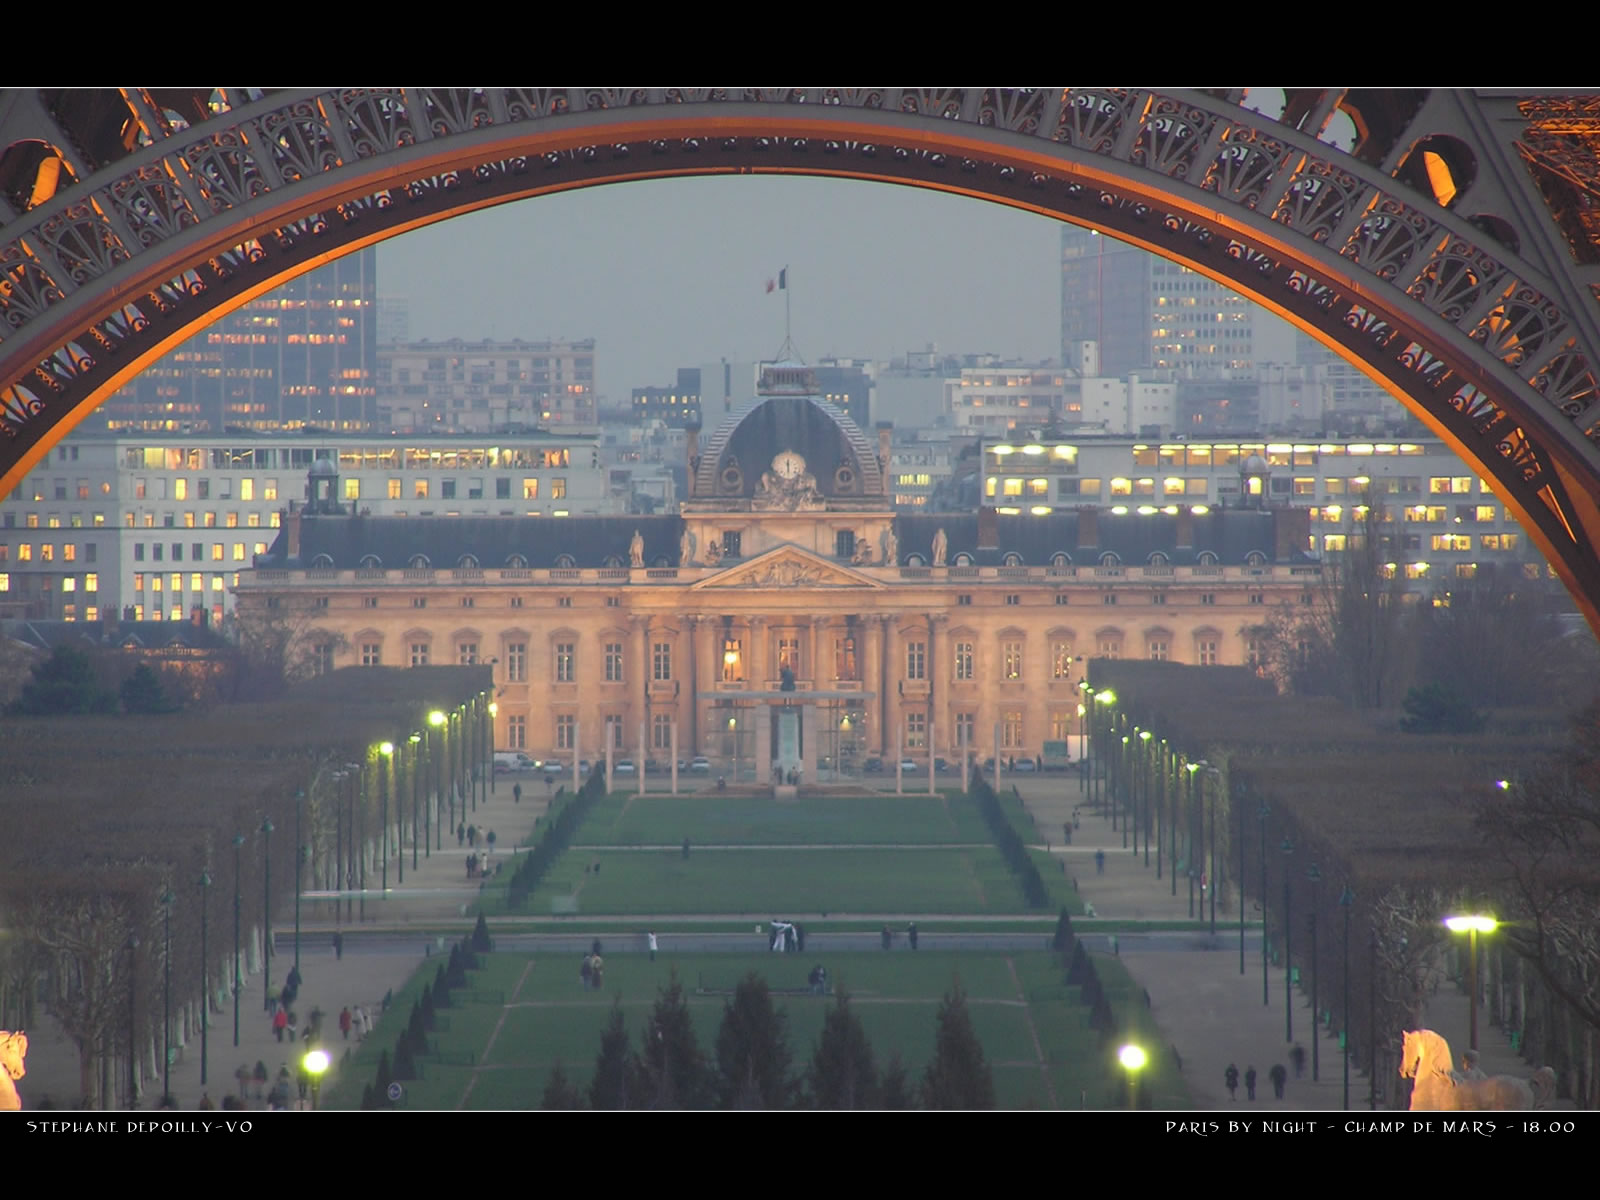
<box><xmin>784</xmin><ymin>264</ymin><xmax>791</xmax><ymax>350</ymax></box>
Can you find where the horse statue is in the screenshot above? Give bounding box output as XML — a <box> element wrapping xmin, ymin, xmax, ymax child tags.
<box><xmin>1400</xmin><ymin>1029</ymin><xmax>1557</xmax><ymax>1111</ymax></box>
<box><xmin>0</xmin><ymin>1031</ymin><xmax>27</xmax><ymax>1111</ymax></box>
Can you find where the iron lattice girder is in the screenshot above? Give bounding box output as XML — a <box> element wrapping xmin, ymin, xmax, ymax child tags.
<box><xmin>3</xmin><ymin>87</ymin><xmax>1600</xmax><ymax>623</ymax></box>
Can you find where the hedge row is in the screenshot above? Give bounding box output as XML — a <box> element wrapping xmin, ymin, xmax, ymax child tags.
<box><xmin>968</xmin><ymin>772</ymin><xmax>1049</xmax><ymax>908</ymax></box>
<box><xmin>503</xmin><ymin>767</ymin><xmax>607</xmax><ymax>908</ymax></box>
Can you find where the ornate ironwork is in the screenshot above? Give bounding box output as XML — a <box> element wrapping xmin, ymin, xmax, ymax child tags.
<box><xmin>3</xmin><ymin>87</ymin><xmax>1600</xmax><ymax>621</ymax></box>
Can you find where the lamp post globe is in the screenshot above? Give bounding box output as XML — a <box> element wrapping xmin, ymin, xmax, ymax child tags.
<box><xmin>1118</xmin><ymin>1043</ymin><xmax>1147</xmax><ymax>1110</ymax></box>
<box><xmin>303</xmin><ymin>1047</ymin><xmax>331</xmax><ymax>1111</ymax></box>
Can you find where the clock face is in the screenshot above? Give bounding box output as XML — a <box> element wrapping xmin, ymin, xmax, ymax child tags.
<box><xmin>773</xmin><ymin>451</ymin><xmax>806</xmax><ymax>480</ymax></box>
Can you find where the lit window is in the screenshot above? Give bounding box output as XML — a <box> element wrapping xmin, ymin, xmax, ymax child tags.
<box><xmin>556</xmin><ymin>642</ymin><xmax>576</xmax><ymax>683</ymax></box>
<box><xmin>1052</xmin><ymin>642</ymin><xmax>1073</xmax><ymax>679</ymax></box>
<box><xmin>605</xmin><ymin>642</ymin><xmax>624</xmax><ymax>682</ymax></box>
<box><xmin>954</xmin><ymin>641</ymin><xmax>974</xmax><ymax>681</ymax></box>
<box><xmin>1003</xmin><ymin>640</ymin><xmax>1023</xmax><ymax>680</ymax></box>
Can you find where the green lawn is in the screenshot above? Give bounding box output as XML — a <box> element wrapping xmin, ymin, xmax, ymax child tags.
<box><xmin>329</xmin><ymin>948</ymin><xmax>1184</xmax><ymax>1111</ymax></box>
<box><xmin>504</xmin><ymin>846</ymin><xmax>1066</xmax><ymax>916</ymax></box>
<box><xmin>572</xmin><ymin>790</ymin><xmax>1031</xmax><ymax>846</ymax></box>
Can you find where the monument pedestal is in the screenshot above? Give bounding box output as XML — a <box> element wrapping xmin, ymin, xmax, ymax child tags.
<box><xmin>774</xmin><ymin>784</ymin><xmax>799</xmax><ymax>802</ymax></box>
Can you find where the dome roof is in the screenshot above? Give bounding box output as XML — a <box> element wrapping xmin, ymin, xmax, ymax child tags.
<box><xmin>693</xmin><ymin>393</ymin><xmax>883</xmax><ymax>502</ymax></box>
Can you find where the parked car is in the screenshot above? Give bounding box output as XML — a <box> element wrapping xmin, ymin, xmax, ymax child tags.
<box><xmin>1013</xmin><ymin>759</ymin><xmax>1037</xmax><ymax>773</ymax></box>
<box><xmin>934</xmin><ymin>757</ymin><xmax>958</xmax><ymax>775</ymax></box>
<box><xmin>579</xmin><ymin>760</ymin><xmax>593</xmax><ymax>777</ymax></box>
<box><xmin>614</xmin><ymin>759</ymin><xmax>636</xmax><ymax>776</ymax></box>
<box><xmin>862</xmin><ymin>757</ymin><xmax>885</xmax><ymax>774</ymax></box>
<box><xmin>688</xmin><ymin>757</ymin><xmax>712</xmax><ymax>774</ymax></box>
<box><xmin>898</xmin><ymin>758</ymin><xmax>918</xmax><ymax>773</ymax></box>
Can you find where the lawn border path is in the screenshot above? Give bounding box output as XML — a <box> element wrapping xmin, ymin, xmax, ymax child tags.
<box><xmin>456</xmin><ymin>958</ymin><xmax>534</xmax><ymax>1110</ymax></box>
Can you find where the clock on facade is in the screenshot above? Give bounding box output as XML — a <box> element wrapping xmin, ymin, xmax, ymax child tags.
<box><xmin>772</xmin><ymin>450</ymin><xmax>807</xmax><ymax>480</ymax></box>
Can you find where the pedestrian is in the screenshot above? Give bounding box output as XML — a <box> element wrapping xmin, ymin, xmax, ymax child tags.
<box><xmin>285</xmin><ymin>1011</ymin><xmax>298</xmax><ymax>1043</ymax></box>
<box><xmin>1225</xmin><ymin>1063</ymin><xmax>1239</xmax><ymax>1100</ymax></box>
<box><xmin>1270</xmin><ymin>1062</ymin><xmax>1287</xmax><ymax>1099</ymax></box>
<box><xmin>1110</xmin><ymin>934</ymin><xmax>1119</xmax><ymax>956</ymax></box>
<box><xmin>198</xmin><ymin>1092</ymin><xmax>215</xmax><ymax>1111</ymax></box>
<box><xmin>339</xmin><ymin>1006</ymin><xmax>352</xmax><ymax>1041</ymax></box>
<box><xmin>354</xmin><ymin>1005</ymin><xmax>368</xmax><ymax>1041</ymax></box>
<box><xmin>591</xmin><ymin>952</ymin><xmax>605</xmax><ymax>991</ymax></box>
<box><xmin>881</xmin><ymin>925</ymin><xmax>892</xmax><ymax>951</ymax></box>
<box><xmin>333</xmin><ymin>931</ymin><xmax>343</xmax><ymax>961</ymax></box>
<box><xmin>581</xmin><ymin>953</ymin><xmax>593</xmax><ymax>991</ymax></box>
<box><xmin>1095</xmin><ymin>849</ymin><xmax>1106</xmax><ymax>875</ymax></box>
<box><xmin>457</xmin><ymin>822</ymin><xmax>466</xmax><ymax>847</ymax></box>
<box><xmin>272</xmin><ymin>1007</ymin><xmax>287</xmax><ymax>1043</ymax></box>
<box><xmin>513</xmin><ymin>782</ymin><xmax>522</xmax><ymax>805</ymax></box>
<box><xmin>1245</xmin><ymin>1065</ymin><xmax>1258</xmax><ymax>1101</ymax></box>
<box><xmin>907</xmin><ymin>922</ymin><xmax>919</xmax><ymax>950</ymax></box>
<box><xmin>647</xmin><ymin>930</ymin><xmax>658</xmax><ymax>962</ymax></box>
<box><xmin>1290</xmin><ymin>1043</ymin><xmax>1306</xmax><ymax>1078</ymax></box>
<box><xmin>253</xmin><ymin>1061</ymin><xmax>268</xmax><ymax>1099</ymax></box>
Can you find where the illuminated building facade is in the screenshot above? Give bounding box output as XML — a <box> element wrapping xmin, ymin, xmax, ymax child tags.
<box><xmin>378</xmin><ymin>337</ymin><xmax>596</xmax><ymax>431</ymax></box>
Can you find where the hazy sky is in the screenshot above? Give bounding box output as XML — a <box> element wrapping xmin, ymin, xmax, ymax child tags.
<box><xmin>378</xmin><ymin>174</ymin><xmax>1064</xmax><ymax>402</ymax></box>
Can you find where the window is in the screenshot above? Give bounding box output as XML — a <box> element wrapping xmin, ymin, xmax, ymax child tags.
<box><xmin>409</xmin><ymin>642</ymin><xmax>430</xmax><ymax>667</ymax></box>
<box><xmin>311</xmin><ymin>644</ymin><xmax>334</xmax><ymax>676</ymax></box>
<box><xmin>362</xmin><ymin>642</ymin><xmax>381</xmax><ymax>666</ymax></box>
<box><xmin>1049</xmin><ymin>710</ymin><xmax>1072</xmax><ymax>742</ymax></box>
<box><xmin>652</xmin><ymin>641</ymin><xmax>672</xmax><ymax>681</ymax></box>
<box><xmin>461</xmin><ymin>597</ymin><xmax>475</xmax><ymax>608</ymax></box>
<box><xmin>496</xmin><ymin>478</ymin><xmax>512</xmax><ymax>500</ymax></box>
<box><xmin>653</xmin><ymin>712</ymin><xmax>673</xmax><ymax>750</ymax></box>
<box><xmin>905</xmin><ymin>640</ymin><xmax>926</xmax><ymax>680</ymax></box>
<box><xmin>835</xmin><ymin>529</ymin><xmax>855</xmax><ymax>559</ymax></box>
<box><xmin>1005</xmin><ymin>594</ymin><xmax>1020</xmax><ymax>606</ymax></box>
<box><xmin>1102</xmin><ymin>593</ymin><xmax>1117</xmax><ymax>605</ymax></box>
<box><xmin>1001</xmin><ymin>710</ymin><xmax>1024</xmax><ymax>750</ymax></box>
<box><xmin>507</xmin><ymin>715</ymin><xmax>526</xmax><ymax>749</ymax></box>
<box><xmin>605</xmin><ymin>642</ymin><xmax>624</xmax><ymax>682</ymax></box>
<box><xmin>721</xmin><ymin>530</ymin><xmax>741</xmax><ymax>558</ymax></box>
<box><xmin>415</xmin><ymin>480</ymin><xmax>429</xmax><ymax>499</ymax></box>
<box><xmin>557</xmin><ymin>596</ymin><xmax>572</xmax><ymax>608</ymax></box>
<box><xmin>412</xmin><ymin>597</ymin><xmax>427</xmax><ymax>609</ymax></box>
<box><xmin>1098</xmin><ymin>636</ymin><xmax>1122</xmax><ymax>659</ymax></box>
<box><xmin>441</xmin><ymin>480</ymin><xmax>456</xmax><ymax>500</ymax></box>
<box><xmin>240</xmin><ymin>480</ymin><xmax>255</xmax><ymax>502</ymax></box>
<box><xmin>388</xmin><ymin>479</ymin><xmax>402</xmax><ymax>500</ymax></box>
<box><xmin>556</xmin><ymin>714</ymin><xmax>575</xmax><ymax>750</ymax></box>
<box><xmin>362</xmin><ymin>596</ymin><xmax>378</xmax><ymax>608</ymax></box>
<box><xmin>20</xmin><ymin>544</ymin><xmax>33</xmax><ymax>562</ymax></box>
<box><xmin>522</xmin><ymin>478</ymin><xmax>539</xmax><ymax>500</ymax></box>
<box><xmin>556</xmin><ymin>642</ymin><xmax>576</xmax><ymax>683</ymax></box>
<box><xmin>85</xmin><ymin>573</ymin><xmax>98</xmax><ymax>592</ymax></box>
<box><xmin>834</xmin><ymin>636</ymin><xmax>857</xmax><ymax>681</ymax></box>
<box><xmin>233</xmin><ymin>543</ymin><xmax>245</xmax><ymax>561</ymax></box>
<box><xmin>344</xmin><ymin>478</ymin><xmax>360</xmax><ymax>501</ymax></box>
<box><xmin>1148</xmin><ymin>639</ymin><xmax>1169</xmax><ymax>661</ymax></box>
<box><xmin>506</xmin><ymin>643</ymin><xmax>526</xmax><ymax>682</ymax></box>
<box><xmin>905</xmin><ymin>711</ymin><xmax>927</xmax><ymax>750</ymax></box>
<box><xmin>1003</xmin><ymin>640</ymin><xmax>1023</xmax><ymax>680</ymax></box>
<box><xmin>458</xmin><ymin>643</ymin><xmax>478</xmax><ymax>665</ymax></box>
<box><xmin>605</xmin><ymin>596</ymin><xmax>620</xmax><ymax>608</ymax></box>
<box><xmin>956</xmin><ymin>711</ymin><xmax>976</xmax><ymax>748</ymax></box>
<box><xmin>1249</xmin><ymin>593</ymin><xmax>1264</xmax><ymax>605</ymax></box>
<box><xmin>957</xmin><ymin>594</ymin><xmax>972</xmax><ymax>606</ymax></box>
<box><xmin>1052</xmin><ymin>642</ymin><xmax>1073</xmax><ymax>679</ymax></box>
<box><xmin>1246</xmin><ymin>638</ymin><xmax>1267</xmax><ymax>670</ymax></box>
<box><xmin>510</xmin><ymin>597</ymin><xmax>523</xmax><ymax>608</ymax></box>
<box><xmin>721</xmin><ymin>638</ymin><xmax>742</xmax><ymax>682</ymax></box>
<box><xmin>551</xmin><ymin>478</ymin><xmax>566</xmax><ymax>500</ymax></box>
<box><xmin>954</xmin><ymin>641</ymin><xmax>974</xmax><ymax>681</ymax></box>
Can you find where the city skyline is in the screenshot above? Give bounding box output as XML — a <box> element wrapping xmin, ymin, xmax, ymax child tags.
<box><xmin>377</xmin><ymin>174</ymin><xmax>1065</xmax><ymax>401</ymax></box>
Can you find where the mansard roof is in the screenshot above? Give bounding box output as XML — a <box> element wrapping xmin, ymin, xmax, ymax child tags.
<box><xmin>891</xmin><ymin>508</ymin><xmax>1314</xmax><ymax>567</ymax></box>
<box><xmin>261</xmin><ymin>515</ymin><xmax>685</xmax><ymax>570</ymax></box>
<box><xmin>693</xmin><ymin>393</ymin><xmax>884</xmax><ymax>503</ymax></box>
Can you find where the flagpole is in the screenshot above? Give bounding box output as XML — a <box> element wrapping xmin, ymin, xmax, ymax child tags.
<box><xmin>784</xmin><ymin>264</ymin><xmax>791</xmax><ymax>348</ymax></box>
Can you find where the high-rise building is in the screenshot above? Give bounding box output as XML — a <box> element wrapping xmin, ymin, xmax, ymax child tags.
<box><xmin>377</xmin><ymin>295</ymin><xmax>411</xmax><ymax>345</ymax></box>
<box><xmin>632</xmin><ymin>368</ymin><xmax>703</xmax><ymax>428</ymax></box>
<box><xmin>1061</xmin><ymin>227</ymin><xmax>1296</xmax><ymax>379</ymax></box>
<box><xmin>102</xmin><ymin>249</ymin><xmax>379</xmax><ymax>433</ymax></box>
<box><xmin>377</xmin><ymin>338</ymin><xmax>597</xmax><ymax>431</ymax></box>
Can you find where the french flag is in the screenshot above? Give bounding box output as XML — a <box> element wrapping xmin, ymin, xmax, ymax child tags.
<box><xmin>766</xmin><ymin>267</ymin><xmax>787</xmax><ymax>293</ymax></box>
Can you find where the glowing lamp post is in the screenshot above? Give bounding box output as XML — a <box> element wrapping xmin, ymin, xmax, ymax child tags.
<box><xmin>1118</xmin><ymin>1043</ymin><xmax>1147</xmax><ymax>1110</ymax></box>
<box><xmin>379</xmin><ymin>742</ymin><xmax>394</xmax><ymax>892</ymax></box>
<box><xmin>1444</xmin><ymin>914</ymin><xmax>1497</xmax><ymax>1051</ymax></box>
<box><xmin>303</xmin><ymin>1048</ymin><xmax>330</xmax><ymax>1110</ymax></box>
<box><xmin>1138</xmin><ymin>730</ymin><xmax>1152</xmax><ymax>867</ymax></box>
<box><xmin>429</xmin><ymin>710</ymin><xmax>446</xmax><ymax>849</ymax></box>
<box><xmin>487</xmin><ymin>701</ymin><xmax>499</xmax><ymax>796</ymax></box>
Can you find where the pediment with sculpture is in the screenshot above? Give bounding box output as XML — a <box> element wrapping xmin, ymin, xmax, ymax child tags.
<box><xmin>692</xmin><ymin>546</ymin><xmax>883</xmax><ymax>590</ymax></box>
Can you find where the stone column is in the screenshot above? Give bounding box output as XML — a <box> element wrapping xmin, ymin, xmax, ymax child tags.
<box><xmin>633</xmin><ymin>614</ymin><xmax>650</xmax><ymax>739</ymax></box>
<box><xmin>685</xmin><ymin>615</ymin><xmax>701</xmax><ymax>755</ymax></box>
<box><xmin>928</xmin><ymin>613</ymin><xmax>945</xmax><ymax>757</ymax></box>
<box><xmin>863</xmin><ymin>614</ymin><xmax>884</xmax><ymax>757</ymax></box>
<box><xmin>755</xmin><ymin>700</ymin><xmax>772</xmax><ymax>782</ymax></box>
<box><xmin>881</xmin><ymin>615</ymin><xmax>900</xmax><ymax>764</ymax></box>
<box><xmin>810</xmin><ymin>616</ymin><xmax>829</xmax><ymax>687</ymax></box>
<box><xmin>750</xmin><ymin>616</ymin><xmax>767</xmax><ymax>688</ymax></box>
<box><xmin>801</xmin><ymin>703</ymin><xmax>817</xmax><ymax>781</ymax></box>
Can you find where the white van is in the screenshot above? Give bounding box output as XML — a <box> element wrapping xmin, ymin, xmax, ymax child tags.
<box><xmin>494</xmin><ymin>751</ymin><xmax>533</xmax><ymax>773</ymax></box>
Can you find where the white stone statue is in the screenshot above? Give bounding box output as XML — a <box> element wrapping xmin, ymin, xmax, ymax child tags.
<box><xmin>882</xmin><ymin>526</ymin><xmax>898</xmax><ymax>566</ymax></box>
<box><xmin>932</xmin><ymin>526</ymin><xmax>948</xmax><ymax>567</ymax></box>
<box><xmin>679</xmin><ymin>527</ymin><xmax>693</xmax><ymax>567</ymax></box>
<box><xmin>629</xmin><ymin>529</ymin><xmax>645</xmax><ymax>569</ymax></box>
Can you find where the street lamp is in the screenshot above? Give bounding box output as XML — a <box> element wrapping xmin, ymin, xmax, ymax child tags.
<box><xmin>1119</xmin><ymin>735</ymin><xmax>1130</xmax><ymax>846</ymax></box>
<box><xmin>303</xmin><ymin>1048</ymin><xmax>330</xmax><ymax>1111</ymax></box>
<box><xmin>260</xmin><ymin>817</ymin><xmax>274</xmax><ymax>1012</ymax></box>
<box><xmin>1339</xmin><ymin>885</ymin><xmax>1354</xmax><ymax>1109</ymax></box>
<box><xmin>159</xmin><ymin>888</ymin><xmax>174</xmax><ymax>1103</ymax></box>
<box><xmin>1282</xmin><ymin>837</ymin><xmax>1294</xmax><ymax>1044</ymax></box>
<box><xmin>379</xmin><ymin>743</ymin><xmax>394</xmax><ymax>892</ymax></box>
<box><xmin>1204</xmin><ymin>766</ymin><xmax>1219</xmax><ymax>936</ymax></box>
<box><xmin>488</xmin><ymin>700</ymin><xmax>499</xmax><ymax>797</ymax></box>
<box><xmin>197</xmin><ymin>870</ymin><xmax>210</xmax><ymax>1086</ymax></box>
<box><xmin>1307</xmin><ymin>863</ymin><xmax>1322</xmax><ymax>1080</ymax></box>
<box><xmin>1117</xmin><ymin>1043</ymin><xmax>1147</xmax><ymax>1110</ymax></box>
<box><xmin>429</xmin><ymin>710</ymin><xmax>446</xmax><ymax>850</ymax></box>
<box><xmin>1094</xmin><ymin>690</ymin><xmax>1115</xmax><ymax>816</ymax></box>
<box><xmin>231</xmin><ymin>833</ymin><xmax>244</xmax><ymax>1048</ymax></box>
<box><xmin>1444</xmin><ymin>914</ymin><xmax>1497</xmax><ymax>1052</ymax></box>
<box><xmin>409</xmin><ymin>736</ymin><xmax>422</xmax><ymax>864</ymax></box>
<box><xmin>1138</xmin><ymin>730</ymin><xmax>1152</xmax><ymax>868</ymax></box>
<box><xmin>1258</xmin><ymin>801</ymin><xmax>1270</xmax><ymax>1004</ymax></box>
<box><xmin>293</xmin><ymin>788</ymin><xmax>305</xmax><ymax>975</ymax></box>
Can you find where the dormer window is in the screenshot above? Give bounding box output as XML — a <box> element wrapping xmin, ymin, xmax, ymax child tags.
<box><xmin>408</xmin><ymin>554</ymin><xmax>431</xmax><ymax>570</ymax></box>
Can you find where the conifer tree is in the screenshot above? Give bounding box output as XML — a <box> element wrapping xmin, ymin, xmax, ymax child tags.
<box><xmin>541</xmin><ymin>1061</ymin><xmax>585</xmax><ymax>1109</ymax></box>
<box><xmin>879</xmin><ymin>1051</ymin><xmax>916</xmax><ymax>1110</ymax></box>
<box><xmin>589</xmin><ymin>1000</ymin><xmax>634</xmax><ymax>1110</ymax></box>
<box><xmin>809</xmin><ymin>989</ymin><xmax>878</xmax><ymax>1109</ymax></box>
<box><xmin>921</xmin><ymin>982</ymin><xmax>995</xmax><ymax>1109</ymax></box>
<box><xmin>634</xmin><ymin>968</ymin><xmax>711</xmax><ymax>1109</ymax></box>
<box><xmin>715</xmin><ymin>972</ymin><xmax>795</xmax><ymax>1109</ymax></box>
